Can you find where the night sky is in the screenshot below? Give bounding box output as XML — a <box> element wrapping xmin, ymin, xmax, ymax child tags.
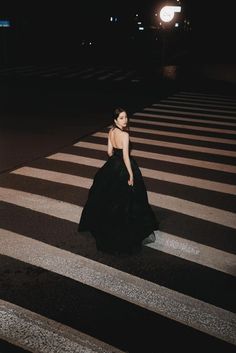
<box><xmin>1</xmin><ymin>0</ymin><xmax>235</xmax><ymax>64</ymax></box>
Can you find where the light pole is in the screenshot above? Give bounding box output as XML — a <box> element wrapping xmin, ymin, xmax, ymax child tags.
<box><xmin>159</xmin><ymin>5</ymin><xmax>181</xmax><ymax>66</ymax></box>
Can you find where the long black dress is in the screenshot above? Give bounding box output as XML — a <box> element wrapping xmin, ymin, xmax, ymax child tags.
<box><xmin>78</xmin><ymin>126</ymin><xmax>158</xmax><ymax>254</ymax></box>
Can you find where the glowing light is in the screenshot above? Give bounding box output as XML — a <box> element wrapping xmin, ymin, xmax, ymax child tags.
<box><xmin>0</xmin><ymin>20</ymin><xmax>10</xmax><ymax>27</ymax></box>
<box><xmin>110</xmin><ymin>16</ymin><xmax>118</xmax><ymax>22</ymax></box>
<box><xmin>160</xmin><ymin>6</ymin><xmax>181</xmax><ymax>23</ymax></box>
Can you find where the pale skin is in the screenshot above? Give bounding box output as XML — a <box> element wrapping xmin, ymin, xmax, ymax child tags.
<box><xmin>107</xmin><ymin>111</ymin><xmax>134</xmax><ymax>186</ymax></box>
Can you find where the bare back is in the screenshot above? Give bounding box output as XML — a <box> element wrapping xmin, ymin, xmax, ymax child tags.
<box><xmin>109</xmin><ymin>128</ymin><xmax>125</xmax><ymax>149</ymax></box>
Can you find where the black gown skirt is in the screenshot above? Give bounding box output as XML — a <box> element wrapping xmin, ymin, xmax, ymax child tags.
<box><xmin>78</xmin><ymin>144</ymin><xmax>158</xmax><ymax>254</ymax></box>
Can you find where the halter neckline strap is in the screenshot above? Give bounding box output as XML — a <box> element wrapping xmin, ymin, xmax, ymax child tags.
<box><xmin>114</xmin><ymin>125</ymin><xmax>123</xmax><ymax>131</ymax></box>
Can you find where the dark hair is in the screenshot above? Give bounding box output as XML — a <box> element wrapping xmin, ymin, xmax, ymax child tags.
<box><xmin>111</xmin><ymin>107</ymin><xmax>129</xmax><ymax>131</ymax></box>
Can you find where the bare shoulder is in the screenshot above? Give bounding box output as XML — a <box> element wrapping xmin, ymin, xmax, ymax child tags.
<box><xmin>108</xmin><ymin>128</ymin><xmax>114</xmax><ymax>136</ymax></box>
<box><xmin>121</xmin><ymin>131</ymin><xmax>129</xmax><ymax>143</ymax></box>
<box><xmin>122</xmin><ymin>131</ymin><xmax>129</xmax><ymax>137</ymax></box>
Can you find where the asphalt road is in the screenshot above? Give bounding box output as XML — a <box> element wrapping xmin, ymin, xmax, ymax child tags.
<box><xmin>0</xmin><ymin>65</ymin><xmax>236</xmax><ymax>353</ymax></box>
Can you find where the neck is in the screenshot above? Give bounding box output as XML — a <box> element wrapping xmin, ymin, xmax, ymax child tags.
<box><xmin>115</xmin><ymin>124</ymin><xmax>123</xmax><ymax>130</ymax></box>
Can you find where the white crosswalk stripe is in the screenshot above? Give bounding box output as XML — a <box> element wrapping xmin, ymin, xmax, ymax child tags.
<box><xmin>69</xmin><ymin>141</ymin><xmax>236</xmax><ymax>173</ymax></box>
<box><xmin>7</xmin><ymin>167</ymin><xmax>236</xmax><ymax>228</ymax></box>
<box><xmin>130</xmin><ymin>120</ymin><xmax>236</xmax><ymax>144</ymax></box>
<box><xmin>135</xmin><ymin>112</ymin><xmax>236</xmax><ymax>127</ymax></box>
<box><xmin>167</xmin><ymin>95</ymin><xmax>236</xmax><ymax>106</ymax></box>
<box><xmin>0</xmin><ymin>230</ymin><xmax>236</xmax><ymax>346</ymax></box>
<box><xmin>0</xmin><ymin>65</ymin><xmax>140</xmax><ymax>82</ymax></box>
<box><xmin>92</xmin><ymin>132</ymin><xmax>236</xmax><ymax>157</ymax></box>
<box><xmin>10</xmin><ymin>160</ymin><xmax>236</xmax><ymax>195</ymax></box>
<box><xmin>179</xmin><ymin>91</ymin><xmax>236</xmax><ymax>100</ymax></box>
<box><xmin>1</xmin><ymin>187</ymin><xmax>235</xmax><ymax>275</ymax></box>
<box><xmin>174</xmin><ymin>93</ymin><xmax>236</xmax><ymax>104</ymax></box>
<box><xmin>0</xmin><ymin>186</ymin><xmax>82</xmax><ymax>223</ymax></box>
<box><xmin>139</xmin><ymin>107</ymin><xmax>236</xmax><ymax>121</ymax></box>
<box><xmin>152</xmin><ymin>103</ymin><xmax>236</xmax><ymax>114</ymax></box>
<box><xmin>46</xmin><ymin>152</ymin><xmax>236</xmax><ymax>195</ymax></box>
<box><xmin>160</xmin><ymin>98</ymin><xmax>236</xmax><ymax>109</ymax></box>
<box><xmin>0</xmin><ymin>299</ymin><xmax>124</xmax><ymax>353</ymax></box>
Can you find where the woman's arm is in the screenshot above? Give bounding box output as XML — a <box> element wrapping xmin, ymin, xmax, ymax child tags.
<box><xmin>122</xmin><ymin>132</ymin><xmax>133</xmax><ymax>181</ymax></box>
<box><xmin>107</xmin><ymin>130</ymin><xmax>113</xmax><ymax>156</ymax></box>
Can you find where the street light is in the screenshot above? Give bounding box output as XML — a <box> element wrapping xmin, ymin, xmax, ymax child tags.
<box><xmin>159</xmin><ymin>5</ymin><xmax>181</xmax><ymax>65</ymax></box>
<box><xmin>160</xmin><ymin>6</ymin><xmax>181</xmax><ymax>23</ymax></box>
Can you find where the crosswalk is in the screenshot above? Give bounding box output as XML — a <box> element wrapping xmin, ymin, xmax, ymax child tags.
<box><xmin>0</xmin><ymin>90</ymin><xmax>236</xmax><ymax>352</ymax></box>
<box><xmin>0</xmin><ymin>64</ymin><xmax>142</xmax><ymax>83</ymax></box>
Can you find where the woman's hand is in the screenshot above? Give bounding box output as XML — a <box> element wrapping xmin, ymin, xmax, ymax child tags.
<box><xmin>128</xmin><ymin>175</ymin><xmax>134</xmax><ymax>186</ymax></box>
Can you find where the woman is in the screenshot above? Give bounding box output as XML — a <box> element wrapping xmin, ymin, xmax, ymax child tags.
<box><xmin>78</xmin><ymin>107</ymin><xmax>158</xmax><ymax>254</ymax></box>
